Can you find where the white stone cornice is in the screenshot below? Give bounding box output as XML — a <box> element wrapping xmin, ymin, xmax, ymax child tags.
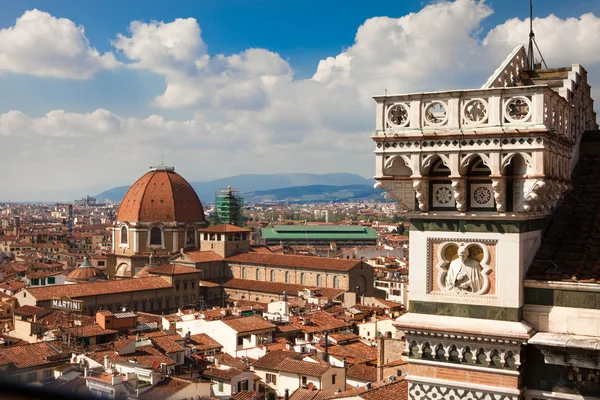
<box><xmin>409</xmin><ymin>358</ymin><xmax>520</xmax><ymax>376</ymax></box>
<box><xmin>407</xmin><ymin>374</ymin><xmax>522</xmax><ymax>396</ymax></box>
<box><xmin>524</xmin><ymin>279</ymin><xmax>600</xmax><ymax>293</ymax></box>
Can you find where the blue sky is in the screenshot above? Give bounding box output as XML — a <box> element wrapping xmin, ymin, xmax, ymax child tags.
<box><xmin>0</xmin><ymin>0</ymin><xmax>599</xmax><ymax>201</ymax></box>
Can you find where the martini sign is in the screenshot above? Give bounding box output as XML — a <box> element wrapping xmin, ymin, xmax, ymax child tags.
<box><xmin>51</xmin><ymin>296</ymin><xmax>83</xmax><ymax>312</ymax></box>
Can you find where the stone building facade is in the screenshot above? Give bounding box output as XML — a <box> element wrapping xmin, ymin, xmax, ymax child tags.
<box><xmin>373</xmin><ymin>45</ymin><xmax>599</xmax><ymax>399</ymax></box>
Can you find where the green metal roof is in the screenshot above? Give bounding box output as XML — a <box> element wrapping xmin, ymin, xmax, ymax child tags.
<box><xmin>262</xmin><ymin>225</ymin><xmax>378</xmax><ymax>240</ymax></box>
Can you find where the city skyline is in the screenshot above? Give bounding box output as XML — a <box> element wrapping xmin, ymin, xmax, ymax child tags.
<box><xmin>1</xmin><ymin>0</ymin><xmax>599</xmax><ymax>201</ymax></box>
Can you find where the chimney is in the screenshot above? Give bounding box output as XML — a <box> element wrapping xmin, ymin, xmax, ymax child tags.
<box><xmin>377</xmin><ymin>337</ymin><xmax>385</xmax><ymax>381</ymax></box>
<box><xmin>13</xmin><ymin>216</ymin><xmax>20</xmax><ymax>237</ymax></box>
<box><xmin>104</xmin><ymin>355</ymin><xmax>110</xmax><ymax>370</ymax></box>
<box><xmin>285</xmin><ymin>389</ymin><xmax>289</xmax><ymax>400</ymax></box>
<box><xmin>214</xmin><ymin>357</ymin><xmax>220</xmax><ymax>368</ymax></box>
<box><xmin>324</xmin><ymin>331</ymin><xmax>329</xmax><ymax>363</ymax></box>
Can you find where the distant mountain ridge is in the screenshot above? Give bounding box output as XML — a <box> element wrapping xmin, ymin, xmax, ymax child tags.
<box><xmin>95</xmin><ymin>173</ymin><xmax>373</xmax><ymax>203</ymax></box>
<box><xmin>245</xmin><ymin>184</ymin><xmax>381</xmax><ymax>203</ymax></box>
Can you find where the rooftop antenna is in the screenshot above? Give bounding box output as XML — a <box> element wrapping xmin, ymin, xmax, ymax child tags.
<box><xmin>526</xmin><ymin>0</ymin><xmax>548</xmax><ymax>70</ymax></box>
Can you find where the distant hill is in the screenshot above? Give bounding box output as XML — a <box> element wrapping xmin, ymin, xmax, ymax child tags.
<box><xmin>95</xmin><ymin>173</ymin><xmax>373</xmax><ymax>203</ymax></box>
<box><xmin>245</xmin><ymin>184</ymin><xmax>382</xmax><ymax>203</ymax></box>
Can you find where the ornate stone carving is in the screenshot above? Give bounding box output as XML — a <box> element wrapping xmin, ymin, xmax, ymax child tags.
<box><xmin>522</xmin><ymin>180</ymin><xmax>546</xmax><ymax>212</ymax></box>
<box><xmin>451</xmin><ymin>179</ymin><xmax>466</xmax><ymax>212</ymax></box>
<box><xmin>374</xmin><ymin>181</ymin><xmax>415</xmax><ymax>212</ymax></box>
<box><xmin>424</xmin><ymin>101</ymin><xmax>448</xmax><ymax>126</ymax></box>
<box><xmin>387</xmin><ymin>103</ymin><xmax>410</xmax><ymax>127</ymax></box>
<box><xmin>504</xmin><ymin>96</ymin><xmax>532</xmax><ymax>123</ymax></box>
<box><xmin>413</xmin><ymin>179</ymin><xmax>429</xmax><ymax>212</ymax></box>
<box><xmin>491</xmin><ymin>178</ymin><xmax>506</xmax><ymax>212</ymax></box>
<box><xmin>409</xmin><ymin>382</ymin><xmax>519</xmax><ymax>400</ymax></box>
<box><xmin>436</xmin><ymin>242</ymin><xmax>492</xmax><ymax>295</ymax></box>
<box><xmin>463</xmin><ymin>98</ymin><xmax>488</xmax><ymax>125</ymax></box>
<box><xmin>445</xmin><ymin>244</ymin><xmax>484</xmax><ymax>293</ymax></box>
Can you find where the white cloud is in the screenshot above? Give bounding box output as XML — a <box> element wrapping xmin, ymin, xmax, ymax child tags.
<box><xmin>113</xmin><ymin>19</ymin><xmax>293</xmax><ymax>109</ymax></box>
<box><xmin>1</xmin><ymin>0</ymin><xmax>600</xmax><ymax>201</ymax></box>
<box><xmin>0</xmin><ymin>9</ymin><xmax>118</xmax><ymax>79</ymax></box>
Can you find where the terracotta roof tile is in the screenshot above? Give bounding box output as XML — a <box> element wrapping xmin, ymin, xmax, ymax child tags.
<box><xmin>0</xmin><ymin>341</ymin><xmax>62</xmax><ymax>368</ymax></box>
<box><xmin>290</xmin><ymin>388</ymin><xmax>338</xmax><ymax>400</ymax></box>
<box><xmin>87</xmin><ymin>345</ymin><xmax>175</xmax><ymax>368</ymax></box>
<box><xmin>199</xmin><ymin>224</ymin><xmax>250</xmax><ymax>233</ymax></box>
<box><xmin>149</xmin><ymin>263</ymin><xmax>201</xmax><ymax>275</ymax></box>
<box><xmin>225</xmin><ymin>252</ymin><xmax>362</xmax><ymax>272</ymax></box>
<box><xmin>188</xmin><ymin>333</ymin><xmax>223</xmax><ymax>352</ymax></box>
<box><xmin>116</xmin><ymin>168</ymin><xmax>206</xmax><ymax>223</ymax></box>
<box><xmin>251</xmin><ymin>350</ymin><xmax>300</xmax><ymax>370</ymax></box>
<box><xmin>181</xmin><ymin>251</ymin><xmax>224</xmax><ymax>263</ymax></box>
<box><xmin>202</xmin><ymin>366</ymin><xmax>246</xmax><ymax>380</ymax></box>
<box><xmin>222</xmin><ymin>316</ymin><xmax>275</xmax><ymax>333</ymax></box>
<box><xmin>151</xmin><ymin>335</ymin><xmax>185</xmax><ymax>354</ymax></box>
<box><xmin>135</xmin><ymin>376</ymin><xmax>194</xmax><ymax>400</ymax></box>
<box><xmin>276</xmin><ymin>358</ymin><xmax>330</xmax><ymax>376</ymax></box>
<box><xmin>26</xmin><ymin>277</ymin><xmax>172</xmax><ymax>300</ymax></box>
<box><xmin>528</xmin><ymin>156</ymin><xmax>600</xmax><ymax>281</ymax></box>
<box><xmin>346</xmin><ymin>364</ymin><xmax>377</xmax><ymax>382</ymax></box>
<box><xmin>222</xmin><ymin>278</ymin><xmax>345</xmax><ymax>300</ymax></box>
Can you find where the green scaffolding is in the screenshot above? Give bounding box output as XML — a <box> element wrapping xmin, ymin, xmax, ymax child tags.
<box><xmin>215</xmin><ymin>186</ymin><xmax>244</xmax><ymax>226</ymax></box>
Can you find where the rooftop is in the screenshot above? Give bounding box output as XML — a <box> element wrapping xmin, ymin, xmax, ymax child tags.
<box><xmin>225</xmin><ymin>252</ymin><xmax>363</xmax><ymax>272</ymax></box>
<box><xmin>528</xmin><ymin>152</ymin><xmax>600</xmax><ymax>282</ymax></box>
<box><xmin>26</xmin><ymin>277</ymin><xmax>172</xmax><ymax>300</ymax></box>
<box><xmin>221</xmin><ymin>316</ymin><xmax>276</xmax><ymax>333</ymax></box>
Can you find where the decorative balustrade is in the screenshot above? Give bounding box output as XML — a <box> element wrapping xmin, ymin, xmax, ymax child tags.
<box><xmin>373</xmin><ymin>86</ymin><xmax>574</xmax><ymax>141</ymax></box>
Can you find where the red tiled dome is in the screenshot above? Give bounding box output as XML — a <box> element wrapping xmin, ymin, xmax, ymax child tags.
<box><xmin>66</xmin><ymin>258</ymin><xmax>107</xmax><ymax>283</ymax></box>
<box><xmin>116</xmin><ymin>166</ymin><xmax>206</xmax><ymax>223</ymax></box>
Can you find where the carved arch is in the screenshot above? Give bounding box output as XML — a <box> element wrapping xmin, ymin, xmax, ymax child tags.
<box><xmin>501</xmin><ymin>152</ymin><xmax>533</xmax><ymax>174</ymax></box>
<box><xmin>460</xmin><ymin>153</ymin><xmax>492</xmax><ymax>175</ymax></box>
<box><xmin>422</xmin><ymin>153</ymin><xmax>451</xmax><ymax>176</ymax></box>
<box><xmin>384</xmin><ymin>155</ymin><xmax>414</xmax><ymax>176</ymax></box>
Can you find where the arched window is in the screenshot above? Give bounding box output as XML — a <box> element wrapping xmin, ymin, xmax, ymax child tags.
<box><xmin>120</xmin><ymin>226</ymin><xmax>128</xmax><ymax>244</ymax></box>
<box><xmin>186</xmin><ymin>227</ymin><xmax>196</xmax><ymax>246</ymax></box>
<box><xmin>242</xmin><ymin>267</ymin><xmax>247</xmax><ymax>279</ymax></box>
<box><xmin>316</xmin><ymin>274</ymin><xmax>322</xmax><ymax>286</ymax></box>
<box><xmin>333</xmin><ymin>276</ymin><xmax>339</xmax><ymax>289</ymax></box>
<box><xmin>256</xmin><ymin>269</ymin><xmax>261</xmax><ymax>280</ymax></box>
<box><xmin>285</xmin><ymin>271</ymin><xmax>290</xmax><ymax>284</ymax></box>
<box><xmin>150</xmin><ymin>227</ymin><xmax>162</xmax><ymax>246</ymax></box>
<box><xmin>300</xmin><ymin>273</ymin><xmax>305</xmax><ymax>285</ymax></box>
<box><xmin>270</xmin><ymin>270</ymin><xmax>275</xmax><ymax>282</ymax></box>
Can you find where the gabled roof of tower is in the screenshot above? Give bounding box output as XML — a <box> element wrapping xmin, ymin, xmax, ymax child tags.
<box><xmin>116</xmin><ymin>166</ymin><xmax>206</xmax><ymax>223</ymax></box>
<box><xmin>199</xmin><ymin>224</ymin><xmax>250</xmax><ymax>233</ymax></box>
<box><xmin>528</xmin><ymin>136</ymin><xmax>600</xmax><ymax>282</ymax></box>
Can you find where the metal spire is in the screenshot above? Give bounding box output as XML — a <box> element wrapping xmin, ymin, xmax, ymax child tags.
<box><xmin>526</xmin><ymin>0</ymin><xmax>548</xmax><ymax>70</ymax></box>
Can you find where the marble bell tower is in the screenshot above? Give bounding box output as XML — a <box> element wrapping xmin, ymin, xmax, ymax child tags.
<box><xmin>372</xmin><ymin>45</ymin><xmax>597</xmax><ymax>399</ymax></box>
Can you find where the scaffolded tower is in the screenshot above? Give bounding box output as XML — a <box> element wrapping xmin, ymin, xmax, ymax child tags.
<box><xmin>215</xmin><ymin>186</ymin><xmax>244</xmax><ymax>226</ymax></box>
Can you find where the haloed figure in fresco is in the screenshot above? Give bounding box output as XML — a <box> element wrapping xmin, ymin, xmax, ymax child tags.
<box><xmin>445</xmin><ymin>244</ymin><xmax>483</xmax><ymax>293</ymax></box>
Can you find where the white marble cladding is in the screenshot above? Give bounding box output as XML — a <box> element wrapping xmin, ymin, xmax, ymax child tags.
<box><xmin>409</xmin><ymin>379</ymin><xmax>519</xmax><ymax>400</ymax></box>
<box><xmin>409</xmin><ymin>230</ymin><xmax>541</xmax><ymax>309</ymax></box>
<box><xmin>373</xmin><ymin>86</ymin><xmax>573</xmax><ymax>138</ymax></box>
<box><xmin>405</xmin><ymin>330</ymin><xmax>523</xmax><ymax>370</ymax></box>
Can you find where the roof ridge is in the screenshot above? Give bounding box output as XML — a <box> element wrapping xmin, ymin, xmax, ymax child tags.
<box><xmin>137</xmin><ymin>170</ymin><xmax>158</xmax><ymax>222</ymax></box>
<box><xmin>163</xmin><ymin>169</ymin><xmax>177</xmax><ymax>221</ymax></box>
